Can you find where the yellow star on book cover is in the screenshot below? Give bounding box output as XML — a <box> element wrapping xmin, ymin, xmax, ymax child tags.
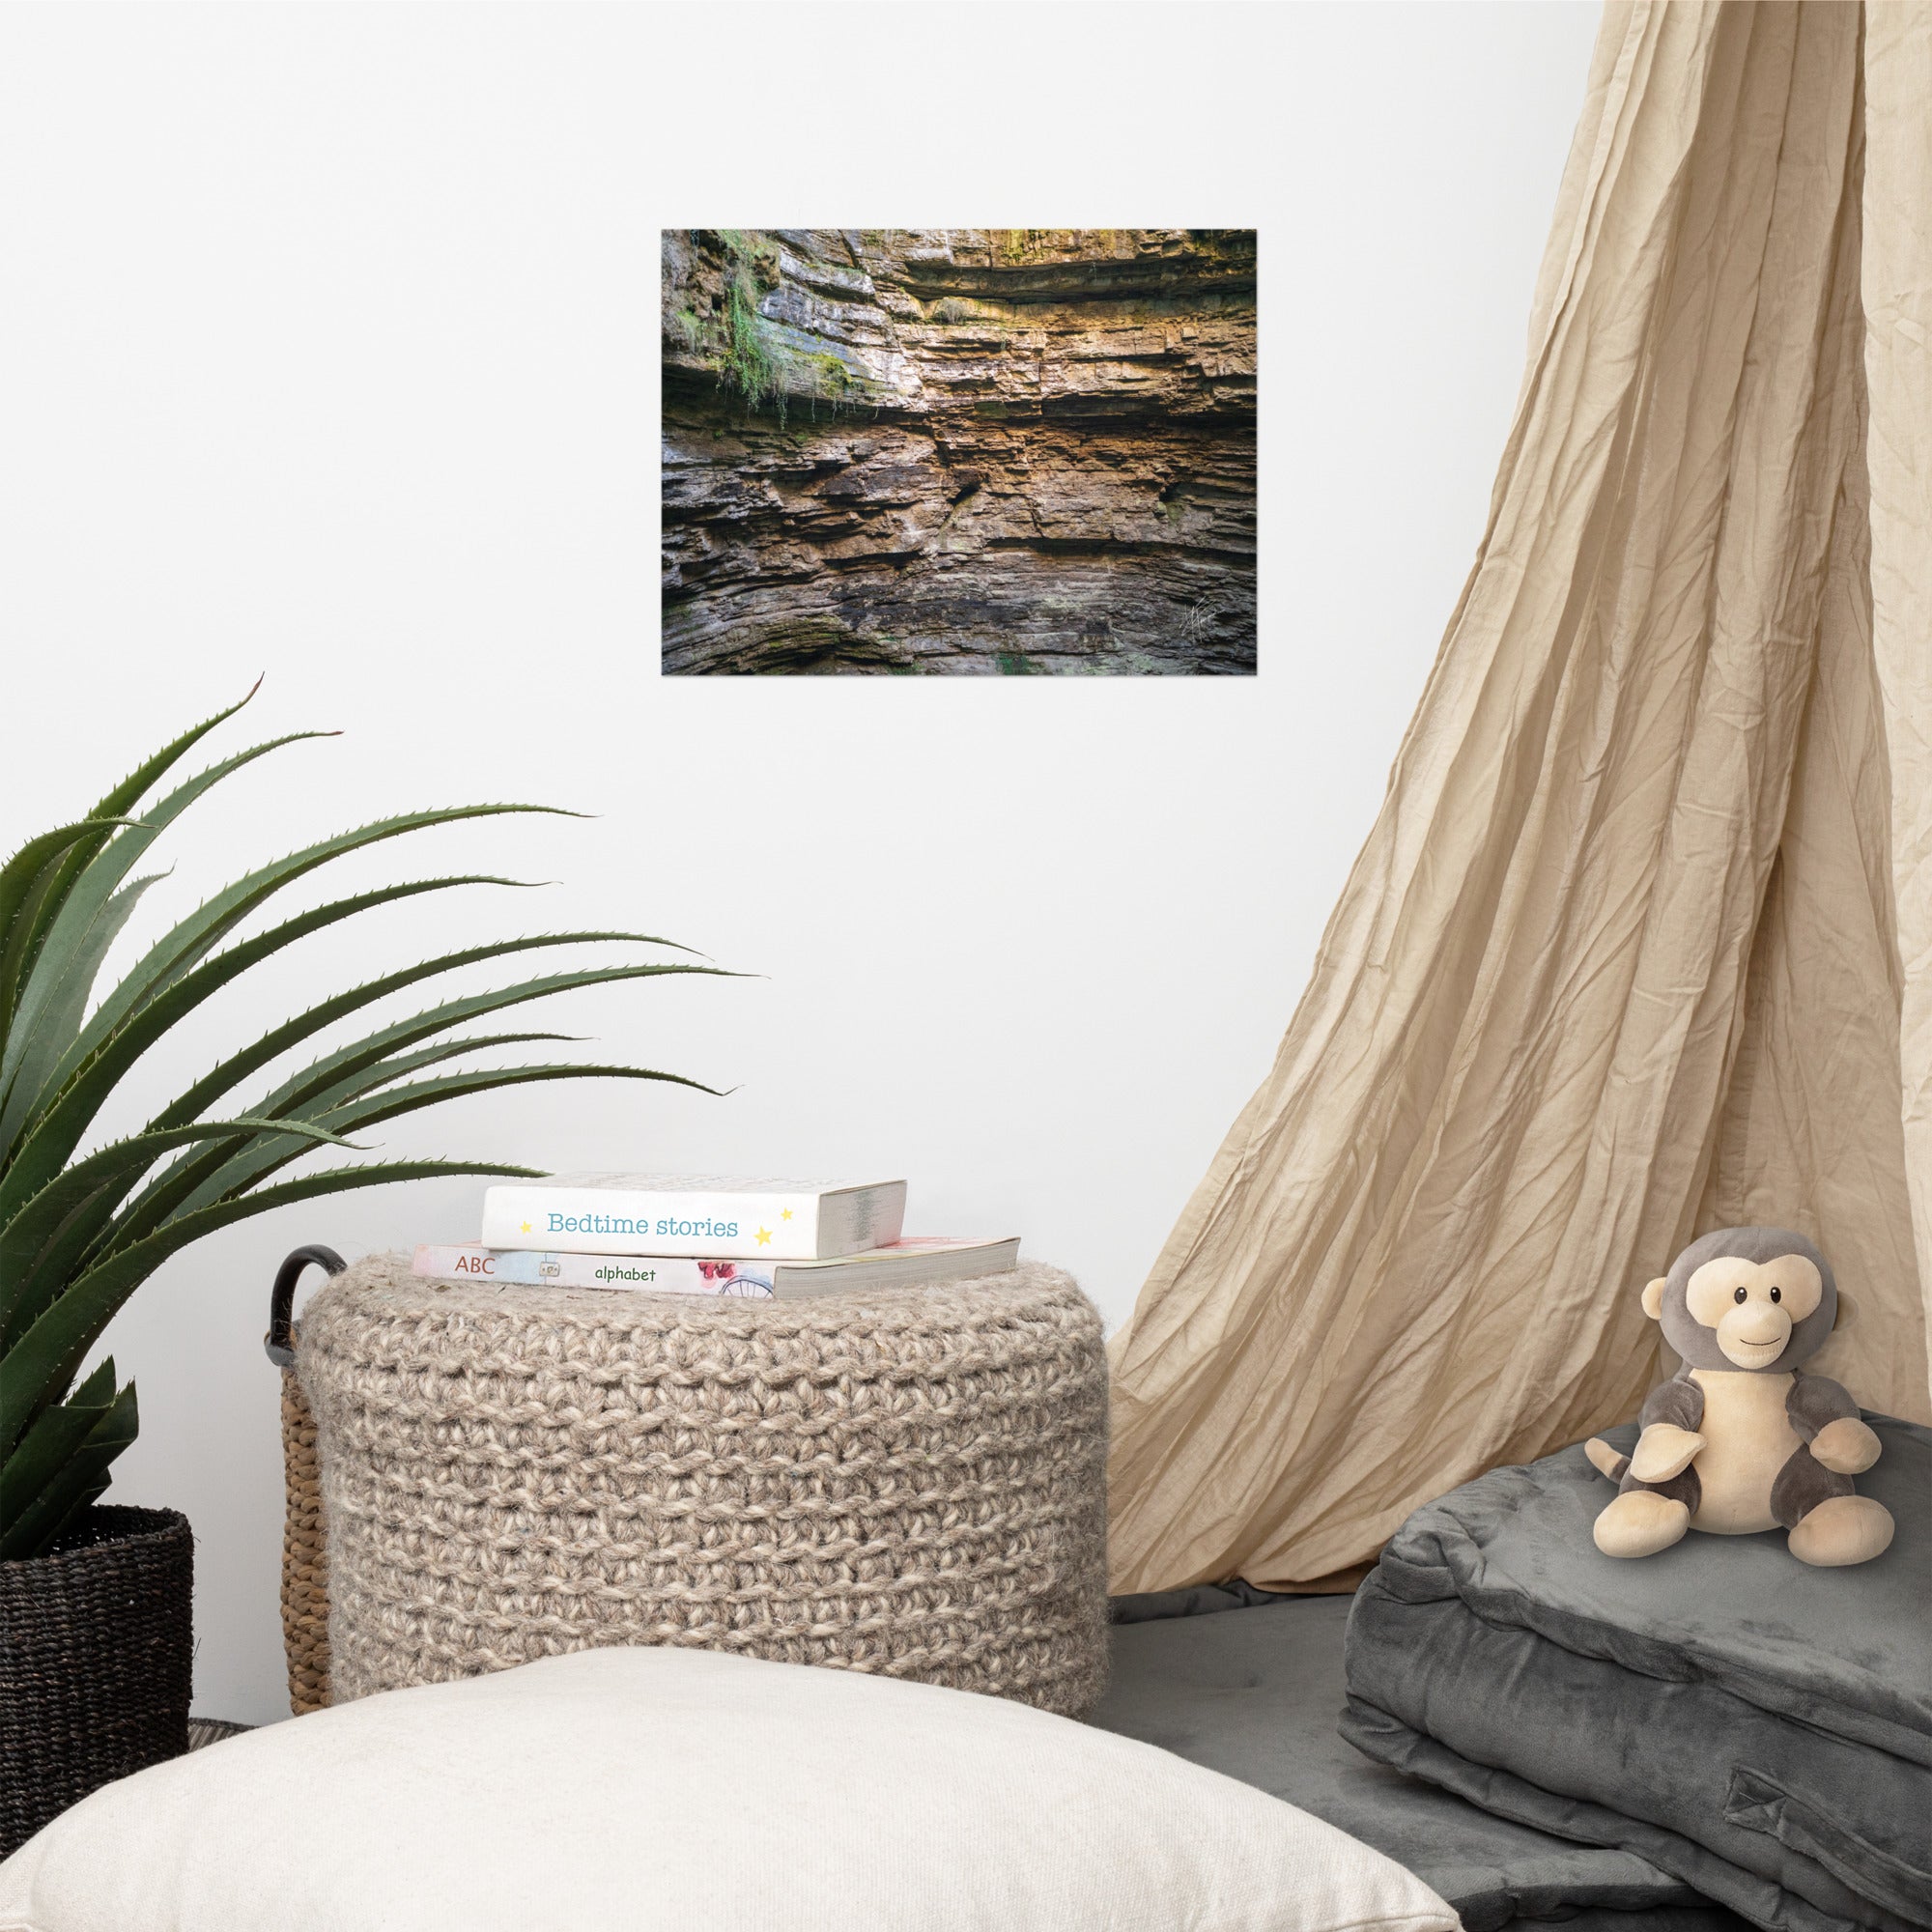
<box><xmin>520</xmin><ymin>1221</ymin><xmax>531</xmax><ymax>1235</ymax></box>
<box><xmin>781</xmin><ymin>1208</ymin><xmax>793</xmax><ymax>1221</ymax></box>
<box><xmin>755</xmin><ymin>1227</ymin><xmax>773</xmax><ymax>1247</ymax></box>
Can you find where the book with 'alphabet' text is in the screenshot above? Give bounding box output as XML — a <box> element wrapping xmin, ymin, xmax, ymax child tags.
<box><xmin>412</xmin><ymin>1235</ymin><xmax>1019</xmax><ymax>1299</ymax></box>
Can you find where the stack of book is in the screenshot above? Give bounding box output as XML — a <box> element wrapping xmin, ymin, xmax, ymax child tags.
<box><xmin>413</xmin><ymin>1175</ymin><xmax>1020</xmax><ymax>1300</ymax></box>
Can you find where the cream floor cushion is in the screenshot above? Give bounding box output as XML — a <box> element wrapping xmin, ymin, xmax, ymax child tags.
<box><xmin>0</xmin><ymin>1645</ymin><xmax>1458</xmax><ymax>1932</ymax></box>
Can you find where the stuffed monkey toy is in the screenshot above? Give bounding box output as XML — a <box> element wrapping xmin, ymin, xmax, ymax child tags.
<box><xmin>1587</xmin><ymin>1227</ymin><xmax>1894</xmax><ymax>1567</ymax></box>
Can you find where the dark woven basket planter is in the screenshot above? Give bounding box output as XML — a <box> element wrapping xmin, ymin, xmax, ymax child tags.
<box><xmin>0</xmin><ymin>1504</ymin><xmax>193</xmax><ymax>1859</ymax></box>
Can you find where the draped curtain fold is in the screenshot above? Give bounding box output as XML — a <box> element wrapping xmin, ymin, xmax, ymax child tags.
<box><xmin>1107</xmin><ymin>0</ymin><xmax>1932</xmax><ymax>1597</ymax></box>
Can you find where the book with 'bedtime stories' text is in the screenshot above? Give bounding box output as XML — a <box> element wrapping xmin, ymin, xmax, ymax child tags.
<box><xmin>477</xmin><ymin>1175</ymin><xmax>907</xmax><ymax>1260</ymax></box>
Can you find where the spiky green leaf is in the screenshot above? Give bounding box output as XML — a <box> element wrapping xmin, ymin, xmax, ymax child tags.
<box><xmin>148</xmin><ymin>934</ymin><xmax>701</xmax><ymax>1134</ymax></box>
<box><xmin>0</xmin><ymin>1357</ymin><xmax>119</xmax><ymax>1548</ymax></box>
<box><xmin>0</xmin><ymin>683</ymin><xmax>263</xmax><ymax>1035</ymax></box>
<box><xmin>0</xmin><ymin>729</ymin><xmax>336</xmax><ymax>1147</ymax></box>
<box><xmin>0</xmin><ymin>820</ymin><xmax>141</xmax><ymax>980</ymax></box>
<box><xmin>0</xmin><ymin>1115</ymin><xmax>358</xmax><ymax>1343</ymax></box>
<box><xmin>0</xmin><ymin>872</ymin><xmax>164</xmax><ymax>1149</ymax></box>
<box><xmin>0</xmin><ymin>870</ymin><xmax>529</xmax><ymax>1183</ymax></box>
<box><xmin>62</xmin><ymin>803</ymin><xmax>587</xmax><ymax>1096</ymax></box>
<box><xmin>101</xmin><ymin>1031</ymin><xmax>581</xmax><ymax>1257</ymax></box>
<box><xmin>2</xmin><ymin>1160</ymin><xmax>541</xmax><ymax>1450</ymax></box>
<box><xmin>157</xmin><ymin>1062</ymin><xmax>713</xmax><ymax>1225</ymax></box>
<box><xmin>0</xmin><ymin>1378</ymin><xmax>138</xmax><ymax>1559</ymax></box>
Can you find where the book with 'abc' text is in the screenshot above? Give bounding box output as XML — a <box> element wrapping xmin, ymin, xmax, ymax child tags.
<box><xmin>413</xmin><ymin>1235</ymin><xmax>1019</xmax><ymax>1299</ymax></box>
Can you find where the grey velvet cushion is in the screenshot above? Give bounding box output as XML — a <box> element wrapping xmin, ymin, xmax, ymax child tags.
<box><xmin>1341</xmin><ymin>1417</ymin><xmax>1931</xmax><ymax>1932</ymax></box>
<box><xmin>1094</xmin><ymin>1587</ymin><xmax>1752</xmax><ymax>1932</ymax></box>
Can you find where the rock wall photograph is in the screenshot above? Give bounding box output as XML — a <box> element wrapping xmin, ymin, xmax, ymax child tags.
<box><xmin>662</xmin><ymin>229</ymin><xmax>1257</xmax><ymax>676</ymax></box>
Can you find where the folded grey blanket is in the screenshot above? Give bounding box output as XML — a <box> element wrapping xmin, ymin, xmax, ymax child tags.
<box><xmin>1342</xmin><ymin>1417</ymin><xmax>1931</xmax><ymax>1932</ymax></box>
<box><xmin>1096</xmin><ymin>1587</ymin><xmax>1752</xmax><ymax>1932</ymax></box>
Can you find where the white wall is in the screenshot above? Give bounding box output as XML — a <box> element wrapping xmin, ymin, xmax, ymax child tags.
<box><xmin>0</xmin><ymin>1</ymin><xmax>1599</xmax><ymax>1725</ymax></box>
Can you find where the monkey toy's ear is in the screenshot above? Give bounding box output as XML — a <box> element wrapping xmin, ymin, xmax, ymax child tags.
<box><xmin>1641</xmin><ymin>1277</ymin><xmax>1668</xmax><ymax>1321</ymax></box>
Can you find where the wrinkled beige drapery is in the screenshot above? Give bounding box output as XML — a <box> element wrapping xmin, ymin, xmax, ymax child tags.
<box><xmin>1108</xmin><ymin>0</ymin><xmax>1932</xmax><ymax>1597</ymax></box>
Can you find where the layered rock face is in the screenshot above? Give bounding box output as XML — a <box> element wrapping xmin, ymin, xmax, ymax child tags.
<box><xmin>662</xmin><ymin>230</ymin><xmax>1256</xmax><ymax>675</ymax></box>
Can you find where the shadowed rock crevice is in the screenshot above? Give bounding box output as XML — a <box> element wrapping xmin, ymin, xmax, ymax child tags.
<box><xmin>662</xmin><ymin>229</ymin><xmax>1257</xmax><ymax>676</ymax></box>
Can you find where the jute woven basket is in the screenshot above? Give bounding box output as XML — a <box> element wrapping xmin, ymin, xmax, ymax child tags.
<box><xmin>282</xmin><ymin>1249</ymin><xmax>1110</xmax><ymax>1718</ymax></box>
<box><xmin>266</xmin><ymin>1247</ymin><xmax>345</xmax><ymax>1717</ymax></box>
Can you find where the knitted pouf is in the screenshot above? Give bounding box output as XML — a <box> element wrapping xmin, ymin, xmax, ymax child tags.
<box><xmin>298</xmin><ymin>1254</ymin><xmax>1110</xmax><ymax>1717</ymax></box>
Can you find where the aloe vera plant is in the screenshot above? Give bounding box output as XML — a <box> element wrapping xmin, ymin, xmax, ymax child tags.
<box><xmin>0</xmin><ymin>690</ymin><xmax>724</xmax><ymax>1561</ymax></box>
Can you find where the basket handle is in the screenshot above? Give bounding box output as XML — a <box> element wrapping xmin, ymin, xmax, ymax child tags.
<box><xmin>265</xmin><ymin>1245</ymin><xmax>347</xmax><ymax>1368</ymax></box>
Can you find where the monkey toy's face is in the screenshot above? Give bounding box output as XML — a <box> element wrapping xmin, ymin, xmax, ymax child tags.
<box><xmin>1641</xmin><ymin>1226</ymin><xmax>1837</xmax><ymax>1374</ymax></box>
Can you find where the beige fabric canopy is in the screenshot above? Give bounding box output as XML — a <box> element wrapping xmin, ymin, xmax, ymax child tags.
<box><xmin>1108</xmin><ymin>0</ymin><xmax>1932</xmax><ymax>1597</ymax></box>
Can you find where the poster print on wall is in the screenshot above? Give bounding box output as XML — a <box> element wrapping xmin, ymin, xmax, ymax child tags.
<box><xmin>661</xmin><ymin>230</ymin><xmax>1257</xmax><ymax>676</ymax></box>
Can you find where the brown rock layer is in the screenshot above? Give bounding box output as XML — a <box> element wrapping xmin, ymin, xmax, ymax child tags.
<box><xmin>662</xmin><ymin>229</ymin><xmax>1257</xmax><ymax>674</ymax></box>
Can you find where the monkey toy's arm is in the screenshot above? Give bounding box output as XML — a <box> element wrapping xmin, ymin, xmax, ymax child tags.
<box><xmin>1787</xmin><ymin>1375</ymin><xmax>1882</xmax><ymax>1475</ymax></box>
<box><xmin>1628</xmin><ymin>1374</ymin><xmax>1706</xmax><ymax>1484</ymax></box>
